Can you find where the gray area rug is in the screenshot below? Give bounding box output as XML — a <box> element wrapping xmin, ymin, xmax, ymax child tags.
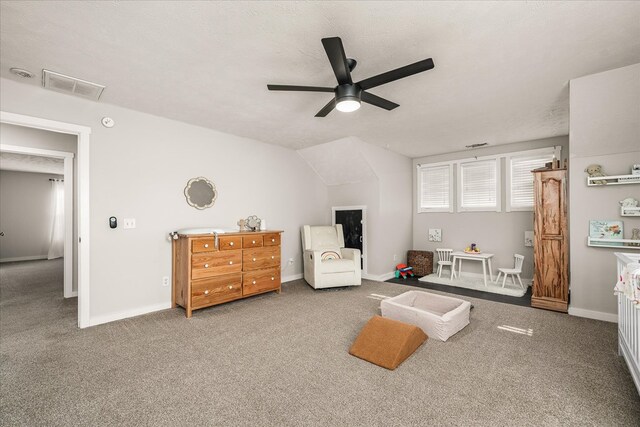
<box><xmin>1</xmin><ymin>260</ymin><xmax>639</xmax><ymax>426</ymax></box>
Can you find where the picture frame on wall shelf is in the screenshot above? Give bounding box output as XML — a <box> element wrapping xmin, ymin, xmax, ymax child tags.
<box><xmin>589</xmin><ymin>220</ymin><xmax>624</xmax><ymax>246</ymax></box>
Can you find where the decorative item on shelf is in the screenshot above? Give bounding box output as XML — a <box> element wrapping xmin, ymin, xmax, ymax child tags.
<box><xmin>632</xmin><ymin>164</ymin><xmax>640</xmax><ymax>176</ymax></box>
<box><xmin>629</xmin><ymin>229</ymin><xmax>640</xmax><ymax>247</ymax></box>
<box><xmin>428</xmin><ymin>228</ymin><xmax>442</xmax><ymax>242</ymax></box>
<box><xmin>464</xmin><ymin>243</ymin><xmax>481</xmax><ymax>254</ymax></box>
<box><xmin>584</xmin><ymin>164</ymin><xmax>607</xmax><ymax>185</ymax></box>
<box><xmin>589</xmin><ymin>220</ymin><xmax>624</xmax><ymax>246</ymax></box>
<box><xmin>620</xmin><ymin>198</ymin><xmax>640</xmax><ymax>216</ymax></box>
<box><xmin>246</xmin><ymin>215</ymin><xmax>261</xmax><ymax>232</ymax></box>
<box><xmin>237</xmin><ymin>218</ymin><xmax>248</xmax><ymax>232</ymax></box>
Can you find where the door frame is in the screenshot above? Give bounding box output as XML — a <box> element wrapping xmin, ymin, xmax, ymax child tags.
<box><xmin>1</xmin><ymin>111</ymin><xmax>91</xmax><ymax>328</ymax></box>
<box><xmin>0</xmin><ymin>144</ymin><xmax>74</xmax><ymax>298</ymax></box>
<box><xmin>331</xmin><ymin>205</ymin><xmax>367</xmax><ymax>275</ymax></box>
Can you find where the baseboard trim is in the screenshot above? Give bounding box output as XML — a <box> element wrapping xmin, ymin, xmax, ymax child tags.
<box><xmin>0</xmin><ymin>255</ymin><xmax>48</xmax><ymax>263</ymax></box>
<box><xmin>282</xmin><ymin>273</ymin><xmax>303</xmax><ymax>283</ymax></box>
<box><xmin>64</xmin><ymin>291</ymin><xmax>78</xmax><ymax>298</ymax></box>
<box><xmin>363</xmin><ymin>271</ymin><xmax>396</xmax><ymax>282</ymax></box>
<box><xmin>568</xmin><ymin>306</ymin><xmax>617</xmax><ymax>323</ymax></box>
<box><xmin>89</xmin><ymin>302</ymin><xmax>172</xmax><ymax>327</ymax></box>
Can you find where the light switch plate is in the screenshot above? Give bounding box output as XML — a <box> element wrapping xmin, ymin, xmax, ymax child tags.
<box><xmin>123</xmin><ymin>218</ymin><xmax>136</xmax><ymax>229</ymax></box>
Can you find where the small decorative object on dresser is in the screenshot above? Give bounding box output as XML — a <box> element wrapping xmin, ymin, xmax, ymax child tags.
<box><xmin>584</xmin><ymin>164</ymin><xmax>607</xmax><ymax>185</ymax></box>
<box><xmin>237</xmin><ymin>218</ymin><xmax>248</xmax><ymax>231</ymax></box>
<box><xmin>172</xmin><ymin>229</ymin><xmax>282</xmax><ymax>317</ymax></box>
<box><xmin>246</xmin><ymin>215</ymin><xmax>261</xmax><ymax>231</ymax></box>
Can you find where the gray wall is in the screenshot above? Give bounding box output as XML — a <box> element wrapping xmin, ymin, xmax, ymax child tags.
<box><xmin>569</xmin><ymin>63</ymin><xmax>640</xmax><ymax>319</ymax></box>
<box><xmin>312</xmin><ymin>138</ymin><xmax>412</xmax><ymax>277</ymax></box>
<box><xmin>0</xmin><ymin>123</ymin><xmax>78</xmax><ymax>290</ymax></box>
<box><xmin>412</xmin><ymin>136</ymin><xmax>569</xmax><ymax>279</ymax></box>
<box><xmin>0</xmin><ymin>170</ymin><xmax>63</xmax><ymax>261</ymax></box>
<box><xmin>0</xmin><ymin>77</ymin><xmax>329</xmax><ymax>322</ymax></box>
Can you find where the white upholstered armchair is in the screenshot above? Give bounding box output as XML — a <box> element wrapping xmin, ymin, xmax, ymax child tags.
<box><xmin>301</xmin><ymin>225</ymin><xmax>362</xmax><ymax>289</ymax></box>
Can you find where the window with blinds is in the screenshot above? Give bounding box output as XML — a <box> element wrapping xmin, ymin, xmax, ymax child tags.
<box><xmin>458</xmin><ymin>158</ymin><xmax>500</xmax><ymax>211</ymax></box>
<box><xmin>417</xmin><ymin>163</ymin><xmax>452</xmax><ymax>212</ymax></box>
<box><xmin>507</xmin><ymin>149</ymin><xmax>558</xmax><ymax>211</ymax></box>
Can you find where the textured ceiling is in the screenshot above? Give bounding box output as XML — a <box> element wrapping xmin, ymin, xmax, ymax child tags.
<box><xmin>0</xmin><ymin>152</ymin><xmax>64</xmax><ymax>174</ymax></box>
<box><xmin>1</xmin><ymin>1</ymin><xmax>639</xmax><ymax>158</ymax></box>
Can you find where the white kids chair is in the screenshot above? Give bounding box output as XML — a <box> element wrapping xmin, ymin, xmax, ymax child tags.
<box><xmin>495</xmin><ymin>254</ymin><xmax>525</xmax><ymax>289</ymax></box>
<box><xmin>436</xmin><ymin>248</ymin><xmax>456</xmax><ymax>278</ymax></box>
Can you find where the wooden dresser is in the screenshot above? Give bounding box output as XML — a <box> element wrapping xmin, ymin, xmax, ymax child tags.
<box><xmin>531</xmin><ymin>169</ymin><xmax>569</xmax><ymax>312</ymax></box>
<box><xmin>172</xmin><ymin>230</ymin><xmax>283</xmax><ymax>317</ymax></box>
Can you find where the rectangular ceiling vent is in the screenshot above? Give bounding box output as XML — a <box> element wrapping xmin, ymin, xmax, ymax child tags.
<box><xmin>42</xmin><ymin>69</ymin><xmax>105</xmax><ymax>101</ymax></box>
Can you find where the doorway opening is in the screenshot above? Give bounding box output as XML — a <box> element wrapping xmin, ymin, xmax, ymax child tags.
<box><xmin>332</xmin><ymin>206</ymin><xmax>367</xmax><ymax>274</ymax></box>
<box><xmin>0</xmin><ymin>111</ymin><xmax>91</xmax><ymax>328</ymax></box>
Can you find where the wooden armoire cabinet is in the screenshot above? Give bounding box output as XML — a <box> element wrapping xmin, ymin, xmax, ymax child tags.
<box><xmin>531</xmin><ymin>168</ymin><xmax>569</xmax><ymax>312</ymax></box>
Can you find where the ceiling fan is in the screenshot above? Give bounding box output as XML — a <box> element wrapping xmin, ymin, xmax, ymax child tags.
<box><xmin>267</xmin><ymin>37</ymin><xmax>434</xmax><ymax>117</ymax></box>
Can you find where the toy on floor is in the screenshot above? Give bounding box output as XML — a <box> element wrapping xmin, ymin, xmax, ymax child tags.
<box><xmin>394</xmin><ymin>263</ymin><xmax>415</xmax><ymax>279</ymax></box>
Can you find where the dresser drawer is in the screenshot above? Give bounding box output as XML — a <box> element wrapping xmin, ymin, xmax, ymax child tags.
<box><xmin>192</xmin><ymin>274</ymin><xmax>242</xmax><ymax>308</ymax></box>
<box><xmin>242</xmin><ymin>235</ymin><xmax>263</xmax><ymax>248</ymax></box>
<box><xmin>192</xmin><ymin>238</ymin><xmax>216</xmax><ymax>253</ymax></box>
<box><xmin>242</xmin><ymin>247</ymin><xmax>280</xmax><ymax>271</ymax></box>
<box><xmin>192</xmin><ymin>251</ymin><xmax>242</xmax><ymax>279</ymax></box>
<box><xmin>263</xmin><ymin>233</ymin><xmax>281</xmax><ymax>246</ymax></box>
<box><xmin>219</xmin><ymin>235</ymin><xmax>241</xmax><ymax>250</ymax></box>
<box><xmin>243</xmin><ymin>268</ymin><xmax>280</xmax><ymax>296</ymax></box>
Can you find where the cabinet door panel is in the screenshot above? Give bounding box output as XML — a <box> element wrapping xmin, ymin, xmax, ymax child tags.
<box><xmin>243</xmin><ymin>268</ymin><xmax>280</xmax><ymax>296</ymax></box>
<box><xmin>192</xmin><ymin>251</ymin><xmax>242</xmax><ymax>279</ymax></box>
<box><xmin>243</xmin><ymin>247</ymin><xmax>280</xmax><ymax>271</ymax></box>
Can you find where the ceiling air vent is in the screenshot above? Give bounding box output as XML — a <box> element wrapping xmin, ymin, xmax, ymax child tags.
<box><xmin>42</xmin><ymin>69</ymin><xmax>105</xmax><ymax>101</ymax></box>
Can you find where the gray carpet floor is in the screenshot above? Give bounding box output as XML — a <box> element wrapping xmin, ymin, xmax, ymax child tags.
<box><xmin>1</xmin><ymin>260</ymin><xmax>639</xmax><ymax>426</ymax></box>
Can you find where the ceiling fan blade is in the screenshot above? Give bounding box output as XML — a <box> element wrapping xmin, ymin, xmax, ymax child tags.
<box><xmin>361</xmin><ymin>91</ymin><xmax>399</xmax><ymax>111</ymax></box>
<box><xmin>315</xmin><ymin>99</ymin><xmax>336</xmax><ymax>117</ymax></box>
<box><xmin>321</xmin><ymin>37</ymin><xmax>353</xmax><ymax>85</ymax></box>
<box><xmin>357</xmin><ymin>58</ymin><xmax>434</xmax><ymax>90</ymax></box>
<box><xmin>267</xmin><ymin>84</ymin><xmax>334</xmax><ymax>92</ymax></box>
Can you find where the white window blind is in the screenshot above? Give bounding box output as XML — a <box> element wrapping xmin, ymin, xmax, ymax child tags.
<box><xmin>508</xmin><ymin>151</ymin><xmax>557</xmax><ymax>210</ymax></box>
<box><xmin>459</xmin><ymin>159</ymin><xmax>499</xmax><ymax>211</ymax></box>
<box><xmin>418</xmin><ymin>164</ymin><xmax>452</xmax><ymax>212</ymax></box>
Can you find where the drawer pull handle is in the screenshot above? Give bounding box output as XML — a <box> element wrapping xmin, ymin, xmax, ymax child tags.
<box><xmin>204</xmin><ymin>290</ymin><xmax>209</xmax><ymax>295</ymax></box>
<box><xmin>230</xmin><ymin>242</ymin><xmax>234</xmax><ymax>246</ymax></box>
<box><xmin>271</xmin><ymin>256</ymin><xmax>274</xmax><ymax>259</ymax></box>
<box><xmin>252</xmin><ymin>258</ymin><xmax>256</xmax><ymax>262</ymax></box>
<box><xmin>204</xmin><ymin>264</ymin><xmax>209</xmax><ymax>268</ymax></box>
<box><xmin>271</xmin><ymin>238</ymin><xmax>275</xmax><ymax>242</ymax></box>
<box><xmin>228</xmin><ymin>285</ymin><xmax>233</xmax><ymax>289</ymax></box>
<box><xmin>252</xmin><ymin>280</ymin><xmax>256</xmax><ymax>285</ymax></box>
<box><xmin>204</xmin><ymin>244</ymin><xmax>209</xmax><ymax>248</ymax></box>
<box><xmin>229</xmin><ymin>261</ymin><xmax>233</xmax><ymax>265</ymax></box>
<box><xmin>271</xmin><ymin>277</ymin><xmax>275</xmax><ymax>281</ymax></box>
<box><xmin>252</xmin><ymin>240</ymin><xmax>256</xmax><ymax>244</ymax></box>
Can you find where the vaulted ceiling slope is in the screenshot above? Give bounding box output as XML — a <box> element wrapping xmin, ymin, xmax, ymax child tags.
<box><xmin>1</xmin><ymin>1</ymin><xmax>639</xmax><ymax>157</ymax></box>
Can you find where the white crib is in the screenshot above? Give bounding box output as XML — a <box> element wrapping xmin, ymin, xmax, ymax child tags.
<box><xmin>615</xmin><ymin>252</ymin><xmax>640</xmax><ymax>394</ymax></box>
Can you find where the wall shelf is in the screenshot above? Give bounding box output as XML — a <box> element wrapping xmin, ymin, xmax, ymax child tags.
<box><xmin>621</xmin><ymin>206</ymin><xmax>640</xmax><ymax>217</ymax></box>
<box><xmin>587</xmin><ymin>174</ymin><xmax>640</xmax><ymax>186</ymax></box>
<box><xmin>587</xmin><ymin>236</ymin><xmax>640</xmax><ymax>249</ymax></box>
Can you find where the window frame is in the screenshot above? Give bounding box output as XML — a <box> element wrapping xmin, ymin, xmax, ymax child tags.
<box><xmin>456</xmin><ymin>156</ymin><xmax>501</xmax><ymax>213</ymax></box>
<box><xmin>505</xmin><ymin>146</ymin><xmax>562</xmax><ymax>212</ymax></box>
<box><xmin>416</xmin><ymin>161</ymin><xmax>454</xmax><ymax>213</ymax></box>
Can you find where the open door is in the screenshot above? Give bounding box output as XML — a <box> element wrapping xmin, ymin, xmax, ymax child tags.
<box><xmin>332</xmin><ymin>206</ymin><xmax>366</xmax><ymax>272</ymax></box>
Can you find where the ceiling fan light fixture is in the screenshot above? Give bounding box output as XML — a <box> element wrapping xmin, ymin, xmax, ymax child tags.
<box><xmin>336</xmin><ymin>98</ymin><xmax>361</xmax><ymax>112</ymax></box>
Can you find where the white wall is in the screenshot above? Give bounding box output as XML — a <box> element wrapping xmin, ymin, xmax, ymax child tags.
<box><xmin>300</xmin><ymin>137</ymin><xmax>413</xmax><ymax>278</ymax></box>
<box><xmin>0</xmin><ymin>170</ymin><xmax>63</xmax><ymax>261</ymax></box>
<box><xmin>569</xmin><ymin>63</ymin><xmax>640</xmax><ymax>321</ymax></box>
<box><xmin>0</xmin><ymin>123</ymin><xmax>78</xmax><ymax>290</ymax></box>
<box><xmin>412</xmin><ymin>136</ymin><xmax>569</xmax><ymax>279</ymax></box>
<box><xmin>0</xmin><ymin>77</ymin><xmax>329</xmax><ymax>324</ymax></box>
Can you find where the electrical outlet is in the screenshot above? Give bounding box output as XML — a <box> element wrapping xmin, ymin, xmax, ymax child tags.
<box><xmin>123</xmin><ymin>218</ymin><xmax>136</xmax><ymax>229</ymax></box>
<box><xmin>288</xmin><ymin>257</ymin><xmax>295</xmax><ymax>265</ymax></box>
<box><xmin>162</xmin><ymin>276</ymin><xmax>170</xmax><ymax>287</ymax></box>
<box><xmin>393</xmin><ymin>254</ymin><xmax>398</xmax><ymax>261</ymax></box>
